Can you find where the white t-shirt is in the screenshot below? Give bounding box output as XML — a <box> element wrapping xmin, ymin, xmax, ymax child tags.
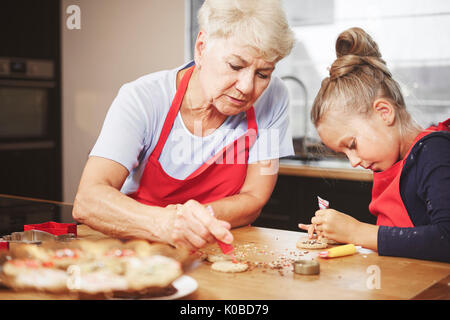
<box><xmin>90</xmin><ymin>61</ymin><xmax>294</xmax><ymax>194</ymax></box>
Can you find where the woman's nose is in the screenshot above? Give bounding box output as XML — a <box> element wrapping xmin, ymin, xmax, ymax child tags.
<box><xmin>235</xmin><ymin>71</ymin><xmax>254</xmax><ymax>95</ymax></box>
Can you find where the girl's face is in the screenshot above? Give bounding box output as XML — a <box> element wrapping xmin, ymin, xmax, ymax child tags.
<box><xmin>317</xmin><ymin>111</ymin><xmax>402</xmax><ymax>172</ymax></box>
<box><xmin>194</xmin><ymin>32</ymin><xmax>275</xmax><ymax>116</ymax></box>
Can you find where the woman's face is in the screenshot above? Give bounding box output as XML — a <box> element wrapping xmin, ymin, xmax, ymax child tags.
<box><xmin>316</xmin><ymin>111</ymin><xmax>402</xmax><ymax>172</ymax></box>
<box><xmin>194</xmin><ymin>33</ymin><xmax>276</xmax><ymax>116</ymax></box>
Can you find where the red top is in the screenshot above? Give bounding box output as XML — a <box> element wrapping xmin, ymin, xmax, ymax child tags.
<box><xmin>369</xmin><ymin>119</ymin><xmax>450</xmax><ymax>227</ymax></box>
<box><xmin>129</xmin><ymin>66</ymin><xmax>258</xmax><ymax>207</ymax></box>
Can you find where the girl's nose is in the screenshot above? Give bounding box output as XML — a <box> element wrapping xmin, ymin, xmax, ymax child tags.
<box><xmin>347</xmin><ymin>152</ymin><xmax>362</xmax><ymax>168</ymax></box>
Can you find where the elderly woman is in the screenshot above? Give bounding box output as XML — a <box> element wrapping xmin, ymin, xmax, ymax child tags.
<box><xmin>73</xmin><ymin>0</ymin><xmax>295</xmax><ymax>250</ymax></box>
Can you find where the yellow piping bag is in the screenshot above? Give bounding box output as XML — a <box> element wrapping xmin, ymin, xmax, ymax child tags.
<box><xmin>318</xmin><ymin>244</ymin><xmax>357</xmax><ymax>258</ymax></box>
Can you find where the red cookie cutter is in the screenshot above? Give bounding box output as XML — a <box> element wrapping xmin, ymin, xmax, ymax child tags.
<box><xmin>24</xmin><ymin>221</ymin><xmax>77</xmax><ymax>237</ymax></box>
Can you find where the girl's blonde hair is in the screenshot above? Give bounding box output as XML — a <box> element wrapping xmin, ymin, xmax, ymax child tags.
<box><xmin>197</xmin><ymin>0</ymin><xmax>295</xmax><ymax>62</ymax></box>
<box><xmin>311</xmin><ymin>27</ymin><xmax>418</xmax><ymax>134</ymax></box>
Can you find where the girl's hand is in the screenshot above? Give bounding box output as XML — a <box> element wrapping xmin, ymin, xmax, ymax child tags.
<box><xmin>164</xmin><ymin>200</ymin><xmax>233</xmax><ymax>251</ymax></box>
<box><xmin>298</xmin><ymin>223</ymin><xmax>317</xmax><ymax>239</ymax></box>
<box><xmin>310</xmin><ymin>209</ymin><xmax>361</xmax><ymax>244</ymax></box>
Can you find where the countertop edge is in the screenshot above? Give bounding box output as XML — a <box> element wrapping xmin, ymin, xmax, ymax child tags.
<box><xmin>279</xmin><ymin>163</ymin><xmax>373</xmax><ymax>182</ymax></box>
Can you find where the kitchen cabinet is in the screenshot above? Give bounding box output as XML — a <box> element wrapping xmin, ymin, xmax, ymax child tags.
<box><xmin>0</xmin><ymin>0</ymin><xmax>60</xmax><ymax>60</ymax></box>
<box><xmin>0</xmin><ymin>0</ymin><xmax>62</xmax><ymax>201</ymax></box>
<box><xmin>0</xmin><ymin>148</ymin><xmax>61</xmax><ymax>201</ymax></box>
<box><xmin>254</xmin><ymin>174</ymin><xmax>375</xmax><ymax>231</ymax></box>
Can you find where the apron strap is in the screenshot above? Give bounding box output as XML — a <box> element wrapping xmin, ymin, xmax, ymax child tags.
<box><xmin>151</xmin><ymin>65</ymin><xmax>195</xmax><ymax>159</ymax></box>
<box><xmin>245</xmin><ymin>106</ymin><xmax>258</xmax><ymax>144</ymax></box>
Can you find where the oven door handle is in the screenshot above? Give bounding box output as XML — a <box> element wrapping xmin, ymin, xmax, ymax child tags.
<box><xmin>0</xmin><ymin>141</ymin><xmax>55</xmax><ymax>151</ymax></box>
<box><xmin>0</xmin><ymin>79</ymin><xmax>56</xmax><ymax>88</ymax></box>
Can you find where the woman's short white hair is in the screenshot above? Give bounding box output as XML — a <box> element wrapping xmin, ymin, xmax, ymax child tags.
<box><xmin>197</xmin><ymin>0</ymin><xmax>295</xmax><ymax>62</ymax></box>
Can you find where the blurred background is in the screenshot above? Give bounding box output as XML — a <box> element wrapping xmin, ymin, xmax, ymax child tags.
<box><xmin>189</xmin><ymin>0</ymin><xmax>450</xmax><ymax>160</ymax></box>
<box><xmin>0</xmin><ymin>0</ymin><xmax>448</xmax><ymax>217</ymax></box>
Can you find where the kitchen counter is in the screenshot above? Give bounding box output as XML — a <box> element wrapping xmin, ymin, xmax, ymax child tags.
<box><xmin>279</xmin><ymin>158</ymin><xmax>373</xmax><ymax>182</ymax></box>
<box><xmin>1</xmin><ymin>216</ymin><xmax>449</xmax><ymax>300</ymax></box>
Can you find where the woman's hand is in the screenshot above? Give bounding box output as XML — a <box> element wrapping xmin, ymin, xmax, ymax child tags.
<box><xmin>299</xmin><ymin>209</ymin><xmax>362</xmax><ymax>244</ymax></box>
<box><xmin>163</xmin><ymin>200</ymin><xmax>233</xmax><ymax>251</ymax></box>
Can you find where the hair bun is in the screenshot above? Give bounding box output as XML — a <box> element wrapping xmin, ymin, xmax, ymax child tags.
<box><xmin>329</xmin><ymin>27</ymin><xmax>391</xmax><ymax>80</ymax></box>
<box><xmin>335</xmin><ymin>27</ymin><xmax>381</xmax><ymax>58</ymax></box>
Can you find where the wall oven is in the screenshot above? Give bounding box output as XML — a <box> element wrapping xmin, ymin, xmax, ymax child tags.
<box><xmin>0</xmin><ymin>57</ymin><xmax>56</xmax><ymax>144</ymax></box>
<box><xmin>0</xmin><ymin>57</ymin><xmax>61</xmax><ymax>200</ymax></box>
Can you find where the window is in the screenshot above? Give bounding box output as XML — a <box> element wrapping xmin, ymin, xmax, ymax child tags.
<box><xmin>187</xmin><ymin>0</ymin><xmax>450</xmax><ymax>159</ymax></box>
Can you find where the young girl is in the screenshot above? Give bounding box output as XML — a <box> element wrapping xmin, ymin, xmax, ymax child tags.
<box><xmin>299</xmin><ymin>27</ymin><xmax>450</xmax><ymax>262</ymax></box>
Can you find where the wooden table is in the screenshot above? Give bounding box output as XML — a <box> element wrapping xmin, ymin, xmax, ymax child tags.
<box><xmin>185</xmin><ymin>226</ymin><xmax>450</xmax><ymax>300</ymax></box>
<box><xmin>1</xmin><ymin>224</ymin><xmax>448</xmax><ymax>300</ymax></box>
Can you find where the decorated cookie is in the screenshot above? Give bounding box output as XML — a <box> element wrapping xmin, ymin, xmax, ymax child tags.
<box><xmin>296</xmin><ymin>239</ymin><xmax>328</xmax><ymax>250</ymax></box>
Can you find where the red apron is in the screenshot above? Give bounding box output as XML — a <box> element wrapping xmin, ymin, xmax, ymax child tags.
<box><xmin>369</xmin><ymin>119</ymin><xmax>450</xmax><ymax>227</ymax></box>
<box><xmin>129</xmin><ymin>66</ymin><xmax>258</xmax><ymax>207</ymax></box>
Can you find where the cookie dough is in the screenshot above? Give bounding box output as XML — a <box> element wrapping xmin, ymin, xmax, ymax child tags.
<box><xmin>296</xmin><ymin>238</ymin><xmax>328</xmax><ymax>250</ymax></box>
<box><xmin>211</xmin><ymin>261</ymin><xmax>248</xmax><ymax>273</ymax></box>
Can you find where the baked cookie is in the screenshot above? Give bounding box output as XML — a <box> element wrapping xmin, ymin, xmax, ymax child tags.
<box><xmin>1</xmin><ymin>259</ymin><xmax>68</xmax><ymax>293</ymax></box>
<box><xmin>296</xmin><ymin>238</ymin><xmax>328</xmax><ymax>250</ymax></box>
<box><xmin>320</xmin><ymin>238</ymin><xmax>342</xmax><ymax>245</ymax></box>
<box><xmin>206</xmin><ymin>253</ymin><xmax>233</xmax><ymax>263</ymax></box>
<box><xmin>124</xmin><ymin>255</ymin><xmax>183</xmax><ymax>291</ymax></box>
<box><xmin>1</xmin><ymin>240</ymin><xmax>184</xmax><ymax>297</ymax></box>
<box><xmin>211</xmin><ymin>261</ymin><xmax>248</xmax><ymax>273</ymax></box>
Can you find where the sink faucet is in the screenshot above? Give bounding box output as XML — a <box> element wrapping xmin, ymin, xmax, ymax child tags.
<box><xmin>281</xmin><ymin>75</ymin><xmax>308</xmax><ymax>157</ymax></box>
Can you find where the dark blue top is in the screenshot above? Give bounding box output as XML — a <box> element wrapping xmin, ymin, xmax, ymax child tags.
<box><xmin>377</xmin><ymin>131</ymin><xmax>450</xmax><ymax>262</ymax></box>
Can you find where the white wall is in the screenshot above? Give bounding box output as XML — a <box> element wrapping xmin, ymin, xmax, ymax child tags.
<box><xmin>61</xmin><ymin>0</ymin><xmax>185</xmax><ymax>202</ymax></box>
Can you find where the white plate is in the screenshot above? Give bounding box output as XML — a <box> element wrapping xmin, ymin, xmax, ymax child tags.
<box><xmin>147</xmin><ymin>275</ymin><xmax>198</xmax><ymax>300</ymax></box>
